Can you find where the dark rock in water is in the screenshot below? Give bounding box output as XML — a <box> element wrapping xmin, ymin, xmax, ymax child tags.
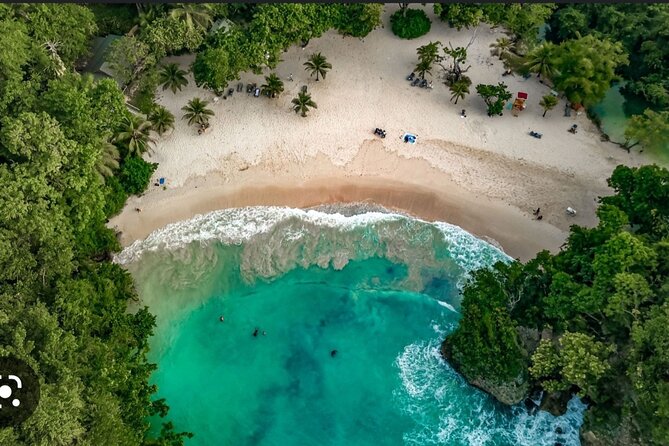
<box><xmin>556</xmin><ymin>426</ymin><xmax>564</xmax><ymax>434</ymax></box>
<box><xmin>524</xmin><ymin>397</ymin><xmax>539</xmax><ymax>416</ymax></box>
<box><xmin>540</xmin><ymin>391</ymin><xmax>571</xmax><ymax>417</ymax></box>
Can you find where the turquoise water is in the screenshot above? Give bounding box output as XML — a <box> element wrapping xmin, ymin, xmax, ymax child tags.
<box><xmin>120</xmin><ymin>206</ymin><xmax>586</xmax><ymax>445</ymax></box>
<box><xmin>590</xmin><ymin>82</ymin><xmax>649</xmax><ymax>145</ymax></box>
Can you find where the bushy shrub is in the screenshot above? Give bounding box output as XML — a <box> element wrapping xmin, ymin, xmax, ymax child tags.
<box><xmin>103</xmin><ymin>176</ymin><xmax>129</xmax><ymax>217</ymax></box>
<box><xmin>335</xmin><ymin>3</ymin><xmax>383</xmax><ymax>38</ymax></box>
<box><xmin>119</xmin><ymin>156</ymin><xmax>157</xmax><ymax>195</ymax></box>
<box><xmin>390</xmin><ymin>8</ymin><xmax>431</xmax><ymax>39</ymax></box>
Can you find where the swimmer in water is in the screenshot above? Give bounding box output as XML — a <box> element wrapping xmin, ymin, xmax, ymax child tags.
<box><xmin>253</xmin><ymin>328</ymin><xmax>259</xmax><ymax>337</ymax></box>
<box><xmin>330</xmin><ymin>350</ymin><xmax>337</xmax><ymax>357</ymax></box>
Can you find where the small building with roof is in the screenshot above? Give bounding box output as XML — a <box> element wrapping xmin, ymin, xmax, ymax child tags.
<box><xmin>82</xmin><ymin>34</ymin><xmax>124</xmax><ymax>87</ymax></box>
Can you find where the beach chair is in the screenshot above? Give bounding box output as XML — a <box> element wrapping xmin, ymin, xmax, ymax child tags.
<box><xmin>237</xmin><ymin>83</ymin><xmax>243</xmax><ymax>92</ymax></box>
<box><xmin>254</xmin><ymin>87</ymin><xmax>260</xmax><ymax>97</ymax></box>
<box><xmin>301</xmin><ymin>85</ymin><xmax>308</xmax><ymax>93</ymax></box>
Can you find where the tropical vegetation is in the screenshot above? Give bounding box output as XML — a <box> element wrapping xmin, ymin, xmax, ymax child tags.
<box><xmin>148</xmin><ymin>106</ymin><xmax>176</xmax><ymax>135</ymax></box>
<box><xmin>390</xmin><ymin>7</ymin><xmax>431</xmax><ymax>40</ymax></box>
<box><xmin>261</xmin><ymin>73</ymin><xmax>285</xmax><ymax>99</ymax></box>
<box><xmin>303</xmin><ymin>53</ymin><xmax>332</xmax><ymax>82</ymax></box>
<box><xmin>181</xmin><ymin>97</ymin><xmax>214</xmax><ymax>127</ymax></box>
<box><xmin>539</xmin><ymin>94</ymin><xmax>558</xmax><ymax>117</ymax></box>
<box><xmin>445</xmin><ymin>164</ymin><xmax>669</xmax><ymax>445</ymax></box>
<box><xmin>0</xmin><ymin>3</ymin><xmax>188</xmax><ymax>444</ymax></box>
<box><xmin>476</xmin><ymin>83</ymin><xmax>512</xmax><ymax>117</ymax></box>
<box><xmin>159</xmin><ymin>63</ymin><xmax>189</xmax><ymax>94</ymax></box>
<box><xmin>291</xmin><ymin>91</ymin><xmax>318</xmax><ymax>117</ymax></box>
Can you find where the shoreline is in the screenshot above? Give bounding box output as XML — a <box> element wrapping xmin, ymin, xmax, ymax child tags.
<box><xmin>110</xmin><ymin>5</ymin><xmax>651</xmax><ymax>263</ymax></box>
<box><xmin>111</xmin><ymin>141</ymin><xmax>569</xmax><ymax>262</ymax></box>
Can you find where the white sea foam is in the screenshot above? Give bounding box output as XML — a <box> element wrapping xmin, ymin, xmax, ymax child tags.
<box><xmin>116</xmin><ymin>206</ymin><xmax>510</xmax><ymax>280</ymax></box>
<box><xmin>395</xmin><ymin>339</ymin><xmax>586</xmax><ymax>446</ymax></box>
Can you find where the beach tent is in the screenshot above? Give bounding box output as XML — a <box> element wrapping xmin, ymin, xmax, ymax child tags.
<box><xmin>403</xmin><ymin>133</ymin><xmax>417</xmax><ymax>144</ymax></box>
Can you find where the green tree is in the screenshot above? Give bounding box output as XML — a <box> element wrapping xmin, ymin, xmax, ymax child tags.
<box><xmin>443</xmin><ymin>262</ymin><xmax>528</xmax><ymax>385</ymax></box>
<box><xmin>476</xmin><ymin>83</ymin><xmax>512</xmax><ymax>117</ymax></box>
<box><xmin>148</xmin><ymin>106</ymin><xmax>175</xmax><ymax>136</ymax></box>
<box><xmin>490</xmin><ymin>37</ymin><xmax>514</xmax><ymax>61</ymax></box>
<box><xmin>169</xmin><ymin>3</ymin><xmax>213</xmax><ymax>31</ymax></box>
<box><xmin>334</xmin><ymin>3</ymin><xmax>383</xmax><ymax>37</ymax></box>
<box><xmin>624</xmin><ymin>109</ymin><xmax>669</xmax><ymax>153</ymax></box>
<box><xmin>530</xmin><ymin>333</ymin><xmax>611</xmax><ymax>398</ymax></box>
<box><xmin>433</xmin><ymin>4</ymin><xmax>485</xmax><ymax>30</ymax></box>
<box><xmin>159</xmin><ymin>63</ymin><xmax>189</xmax><ymax>94</ymax></box>
<box><xmin>115</xmin><ymin>115</ymin><xmax>155</xmax><ymax>157</ymax></box>
<box><xmin>18</xmin><ymin>4</ymin><xmax>97</xmax><ymax>66</ymax></box>
<box><xmin>291</xmin><ymin>91</ymin><xmax>317</xmax><ymax>117</ymax></box>
<box><xmin>390</xmin><ymin>8</ymin><xmax>431</xmax><ymax>40</ymax></box>
<box><xmin>441</xmin><ymin>44</ymin><xmax>468</xmax><ymax>85</ymax></box>
<box><xmin>303</xmin><ymin>52</ymin><xmax>332</xmax><ymax>81</ymax></box>
<box><xmin>449</xmin><ymin>78</ymin><xmax>471</xmax><ymax>105</ymax></box>
<box><xmin>261</xmin><ymin>73</ymin><xmax>285</xmax><ymax>99</ymax></box>
<box><xmin>539</xmin><ymin>94</ymin><xmax>558</xmax><ymax>117</ymax></box>
<box><xmin>140</xmin><ymin>16</ymin><xmax>206</xmax><ymax>59</ymax></box>
<box><xmin>525</xmin><ymin>42</ymin><xmax>557</xmax><ymax>79</ymax></box>
<box><xmin>95</xmin><ymin>140</ymin><xmax>120</xmax><ymax>181</ymax></box>
<box><xmin>119</xmin><ymin>156</ymin><xmax>158</xmax><ymax>195</ymax></box>
<box><xmin>106</xmin><ymin>36</ymin><xmax>155</xmax><ymax>88</ymax></box>
<box><xmin>181</xmin><ymin>97</ymin><xmax>214</xmax><ymax>126</ymax></box>
<box><xmin>553</xmin><ymin>35</ymin><xmax>628</xmax><ymax>106</ymax></box>
<box><xmin>415</xmin><ymin>41</ymin><xmax>441</xmax><ymax>79</ymax></box>
<box><xmin>191</xmin><ymin>46</ymin><xmax>242</xmax><ymax>94</ymax></box>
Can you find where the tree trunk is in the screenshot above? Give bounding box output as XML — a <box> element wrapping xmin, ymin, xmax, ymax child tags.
<box><xmin>542</xmin><ymin>109</ymin><xmax>547</xmax><ymax>117</ymax></box>
<box><xmin>454</xmin><ymin>96</ymin><xmax>459</xmax><ymax>105</ymax></box>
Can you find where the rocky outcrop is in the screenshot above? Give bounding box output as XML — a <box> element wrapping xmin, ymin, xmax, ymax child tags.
<box><xmin>469</xmin><ymin>375</ymin><xmax>529</xmax><ymax>405</ymax></box>
<box><xmin>441</xmin><ymin>341</ymin><xmax>529</xmax><ymax>405</ymax></box>
<box><xmin>539</xmin><ymin>390</ymin><xmax>572</xmax><ymax>416</ymax></box>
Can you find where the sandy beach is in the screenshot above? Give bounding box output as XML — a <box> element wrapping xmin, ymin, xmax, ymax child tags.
<box><xmin>110</xmin><ymin>5</ymin><xmax>649</xmax><ymax>261</ymax></box>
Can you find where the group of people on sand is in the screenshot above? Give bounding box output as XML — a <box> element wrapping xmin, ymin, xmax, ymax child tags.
<box><xmin>532</xmin><ymin>207</ymin><xmax>543</xmax><ymax>220</ymax></box>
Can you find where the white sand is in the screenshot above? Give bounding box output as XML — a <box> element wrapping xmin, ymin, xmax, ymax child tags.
<box><xmin>111</xmin><ymin>4</ymin><xmax>650</xmax><ymax>259</ymax></box>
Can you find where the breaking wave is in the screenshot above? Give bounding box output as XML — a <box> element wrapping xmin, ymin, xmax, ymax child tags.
<box><xmin>116</xmin><ymin>206</ymin><xmax>509</xmax><ymax>294</ymax></box>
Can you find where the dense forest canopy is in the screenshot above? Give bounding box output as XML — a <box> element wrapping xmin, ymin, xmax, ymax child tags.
<box><xmin>444</xmin><ymin>164</ymin><xmax>669</xmax><ymax>445</ymax></box>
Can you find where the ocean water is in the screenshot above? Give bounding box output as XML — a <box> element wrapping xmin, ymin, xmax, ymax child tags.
<box><xmin>118</xmin><ymin>206</ymin><xmax>585</xmax><ymax>446</ymax></box>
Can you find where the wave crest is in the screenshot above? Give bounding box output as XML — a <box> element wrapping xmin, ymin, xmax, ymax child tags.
<box><xmin>116</xmin><ymin>206</ymin><xmax>510</xmax><ymax>292</ymax></box>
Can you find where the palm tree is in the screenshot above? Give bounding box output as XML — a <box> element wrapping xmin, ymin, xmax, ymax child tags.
<box><xmin>148</xmin><ymin>106</ymin><xmax>175</xmax><ymax>135</ymax></box>
<box><xmin>291</xmin><ymin>92</ymin><xmax>317</xmax><ymax>117</ymax></box>
<box><xmin>115</xmin><ymin>115</ymin><xmax>155</xmax><ymax>157</ymax></box>
<box><xmin>95</xmin><ymin>139</ymin><xmax>120</xmax><ymax>181</ymax></box>
<box><xmin>539</xmin><ymin>94</ymin><xmax>559</xmax><ymax>117</ymax></box>
<box><xmin>181</xmin><ymin>97</ymin><xmax>215</xmax><ymax>126</ymax></box>
<box><xmin>449</xmin><ymin>79</ymin><xmax>471</xmax><ymax>105</ymax></box>
<box><xmin>159</xmin><ymin>63</ymin><xmax>189</xmax><ymax>94</ymax></box>
<box><xmin>261</xmin><ymin>73</ymin><xmax>284</xmax><ymax>98</ymax></box>
<box><xmin>490</xmin><ymin>37</ymin><xmax>514</xmax><ymax>61</ymax></box>
<box><xmin>415</xmin><ymin>60</ymin><xmax>432</xmax><ymax>80</ymax></box>
<box><xmin>303</xmin><ymin>53</ymin><xmax>332</xmax><ymax>81</ymax></box>
<box><xmin>169</xmin><ymin>3</ymin><xmax>213</xmax><ymax>31</ymax></box>
<box><xmin>525</xmin><ymin>42</ymin><xmax>557</xmax><ymax>80</ymax></box>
